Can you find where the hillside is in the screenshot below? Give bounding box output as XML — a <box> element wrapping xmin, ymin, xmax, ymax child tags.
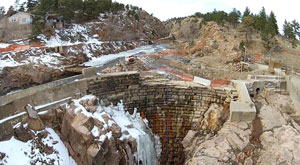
<box><xmin>162</xmin><ymin>16</ymin><xmax>300</xmax><ymax>80</ymax></box>
<box><xmin>0</xmin><ymin>9</ymin><xmax>168</xmax><ymax>95</ymax></box>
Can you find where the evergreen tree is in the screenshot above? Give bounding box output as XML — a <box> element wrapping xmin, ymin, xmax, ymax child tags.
<box><xmin>27</xmin><ymin>0</ymin><xmax>38</xmax><ymax>11</ymax></box>
<box><xmin>242</xmin><ymin>7</ymin><xmax>251</xmax><ymax>19</ymax></box>
<box><xmin>283</xmin><ymin>20</ymin><xmax>297</xmax><ymax>48</ymax></box>
<box><xmin>291</xmin><ymin>19</ymin><xmax>300</xmax><ymax>39</ymax></box>
<box><xmin>6</xmin><ymin>6</ymin><xmax>16</xmax><ymax>16</ymax></box>
<box><xmin>58</xmin><ymin>0</ymin><xmax>76</xmax><ymax>21</ymax></box>
<box><xmin>228</xmin><ymin>8</ymin><xmax>241</xmax><ymax>27</ymax></box>
<box><xmin>255</xmin><ymin>7</ymin><xmax>268</xmax><ymax>31</ymax></box>
<box><xmin>268</xmin><ymin>11</ymin><xmax>279</xmax><ymax>35</ymax></box>
<box><xmin>18</xmin><ymin>2</ymin><xmax>26</xmax><ymax>12</ymax></box>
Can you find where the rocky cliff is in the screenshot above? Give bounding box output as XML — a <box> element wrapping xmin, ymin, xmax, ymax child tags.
<box><xmin>0</xmin><ymin>95</ymin><xmax>159</xmax><ymax>165</ymax></box>
<box><xmin>182</xmin><ymin>93</ymin><xmax>300</xmax><ymax>164</ymax></box>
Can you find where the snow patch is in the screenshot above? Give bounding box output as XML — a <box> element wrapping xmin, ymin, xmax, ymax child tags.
<box><xmin>83</xmin><ymin>44</ymin><xmax>168</xmax><ymax>67</ymax></box>
<box><xmin>0</xmin><ymin>43</ymin><xmax>11</xmax><ymax>48</ymax></box>
<box><xmin>0</xmin><ymin>128</ymin><xmax>76</xmax><ymax>165</ymax></box>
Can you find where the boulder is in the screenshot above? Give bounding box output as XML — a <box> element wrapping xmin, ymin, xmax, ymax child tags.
<box><xmin>259</xmin><ymin>105</ymin><xmax>287</xmax><ymax>131</ymax></box>
<box><xmin>14</xmin><ymin>124</ymin><xmax>32</xmax><ymax>142</ymax></box>
<box><xmin>110</xmin><ymin>124</ymin><xmax>121</xmax><ymax>138</ymax></box>
<box><xmin>0</xmin><ymin>152</ymin><xmax>6</xmax><ymax>161</ymax></box>
<box><xmin>181</xmin><ymin>130</ymin><xmax>196</xmax><ymax>148</ymax></box>
<box><xmin>25</xmin><ymin>104</ymin><xmax>45</xmax><ymax>131</ymax></box>
<box><xmin>258</xmin><ymin>125</ymin><xmax>300</xmax><ymax>165</ymax></box>
<box><xmin>58</xmin><ymin>96</ymin><xmax>145</xmax><ymax>165</ymax></box>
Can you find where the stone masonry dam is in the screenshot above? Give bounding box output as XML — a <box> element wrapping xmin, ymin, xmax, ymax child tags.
<box><xmin>0</xmin><ymin>71</ymin><xmax>231</xmax><ymax>164</ymax></box>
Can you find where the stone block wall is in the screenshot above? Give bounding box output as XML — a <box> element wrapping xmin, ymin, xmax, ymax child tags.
<box><xmin>87</xmin><ymin>72</ymin><xmax>229</xmax><ymax>164</ymax></box>
<box><xmin>0</xmin><ymin>24</ymin><xmax>32</xmax><ymax>42</ymax></box>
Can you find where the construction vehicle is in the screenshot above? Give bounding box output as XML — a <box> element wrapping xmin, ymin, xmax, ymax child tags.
<box><xmin>125</xmin><ymin>54</ymin><xmax>135</xmax><ymax>63</ymax></box>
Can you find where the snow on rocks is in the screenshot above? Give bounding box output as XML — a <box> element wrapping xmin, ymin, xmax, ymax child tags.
<box><xmin>37</xmin><ymin>24</ymin><xmax>101</xmax><ymax>48</ymax></box>
<box><xmin>60</xmin><ymin>95</ymin><xmax>159</xmax><ymax>165</ymax></box>
<box><xmin>0</xmin><ymin>126</ymin><xmax>76</xmax><ymax>165</ymax></box>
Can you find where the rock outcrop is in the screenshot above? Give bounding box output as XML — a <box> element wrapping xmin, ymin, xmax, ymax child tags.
<box><xmin>41</xmin><ymin>95</ymin><xmax>159</xmax><ymax>165</ymax></box>
<box><xmin>183</xmin><ymin>93</ymin><xmax>300</xmax><ymax>164</ymax></box>
<box><xmin>91</xmin><ymin>10</ymin><xmax>168</xmax><ymax>41</ymax></box>
<box><xmin>1</xmin><ymin>64</ymin><xmax>64</xmax><ymax>94</ymax></box>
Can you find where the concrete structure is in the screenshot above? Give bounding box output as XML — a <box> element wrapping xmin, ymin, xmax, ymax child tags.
<box><xmin>193</xmin><ymin>76</ymin><xmax>211</xmax><ymax>86</ymax></box>
<box><xmin>45</xmin><ymin>14</ymin><xmax>64</xmax><ymax>30</ymax></box>
<box><xmin>82</xmin><ymin>67</ymin><xmax>97</xmax><ymax>78</ymax></box>
<box><xmin>0</xmin><ymin>71</ymin><xmax>230</xmax><ymax>164</ymax></box>
<box><xmin>246</xmin><ymin>62</ymin><xmax>286</xmax><ymax>76</ymax></box>
<box><xmin>247</xmin><ymin>74</ymin><xmax>287</xmax><ymax>96</ymax></box>
<box><xmin>230</xmin><ymin>81</ymin><xmax>256</xmax><ymax>122</ymax></box>
<box><xmin>286</xmin><ymin>75</ymin><xmax>300</xmax><ymax>113</ymax></box>
<box><xmin>0</xmin><ymin>75</ymin><xmax>82</xmax><ymax>106</ymax></box>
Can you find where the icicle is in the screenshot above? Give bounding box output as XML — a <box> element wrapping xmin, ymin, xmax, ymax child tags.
<box><xmin>132</xmin><ymin>108</ymin><xmax>137</xmax><ymax>119</ymax></box>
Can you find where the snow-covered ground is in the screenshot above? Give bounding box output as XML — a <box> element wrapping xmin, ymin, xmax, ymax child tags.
<box><xmin>0</xmin><ymin>50</ymin><xmax>65</xmax><ymax>72</ymax></box>
<box><xmin>84</xmin><ymin>44</ymin><xmax>169</xmax><ymax>67</ymax></box>
<box><xmin>0</xmin><ymin>127</ymin><xmax>76</xmax><ymax>165</ymax></box>
<box><xmin>37</xmin><ymin>24</ymin><xmax>102</xmax><ymax>48</ymax></box>
<box><xmin>0</xmin><ymin>43</ymin><xmax>10</xmax><ymax>48</ymax></box>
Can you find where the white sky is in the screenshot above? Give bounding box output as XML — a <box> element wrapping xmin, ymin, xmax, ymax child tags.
<box><xmin>2</xmin><ymin>0</ymin><xmax>299</xmax><ymax>32</ymax></box>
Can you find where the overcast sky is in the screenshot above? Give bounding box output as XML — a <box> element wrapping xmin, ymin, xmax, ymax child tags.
<box><xmin>2</xmin><ymin>0</ymin><xmax>299</xmax><ymax>32</ymax></box>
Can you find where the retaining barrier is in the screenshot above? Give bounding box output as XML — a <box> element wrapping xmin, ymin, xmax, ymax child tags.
<box><xmin>0</xmin><ymin>43</ymin><xmax>45</xmax><ymax>53</ymax></box>
<box><xmin>211</xmin><ymin>78</ymin><xmax>229</xmax><ymax>88</ymax></box>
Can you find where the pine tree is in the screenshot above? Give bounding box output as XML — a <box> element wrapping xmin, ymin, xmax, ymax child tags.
<box><xmin>228</xmin><ymin>8</ymin><xmax>241</xmax><ymax>27</ymax></box>
<box><xmin>283</xmin><ymin>20</ymin><xmax>297</xmax><ymax>48</ymax></box>
<box><xmin>26</xmin><ymin>0</ymin><xmax>38</xmax><ymax>11</ymax></box>
<box><xmin>256</xmin><ymin>7</ymin><xmax>267</xmax><ymax>31</ymax></box>
<box><xmin>268</xmin><ymin>11</ymin><xmax>279</xmax><ymax>35</ymax></box>
<box><xmin>6</xmin><ymin>6</ymin><xmax>16</xmax><ymax>16</ymax></box>
<box><xmin>243</xmin><ymin>7</ymin><xmax>251</xmax><ymax>18</ymax></box>
<box><xmin>291</xmin><ymin>19</ymin><xmax>300</xmax><ymax>39</ymax></box>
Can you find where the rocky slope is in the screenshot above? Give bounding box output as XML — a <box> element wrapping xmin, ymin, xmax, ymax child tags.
<box><xmin>182</xmin><ymin>93</ymin><xmax>300</xmax><ymax>165</ymax></box>
<box><xmin>0</xmin><ymin>95</ymin><xmax>160</xmax><ymax>165</ymax></box>
<box><xmin>92</xmin><ymin>10</ymin><xmax>169</xmax><ymax>41</ymax></box>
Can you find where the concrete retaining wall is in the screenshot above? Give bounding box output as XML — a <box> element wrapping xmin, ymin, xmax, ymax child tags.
<box><xmin>230</xmin><ymin>81</ymin><xmax>256</xmax><ymax>122</ymax></box>
<box><xmin>0</xmin><ymin>75</ymin><xmax>82</xmax><ymax>106</ymax></box>
<box><xmin>0</xmin><ymin>80</ymin><xmax>87</xmax><ymax>120</ymax></box>
<box><xmin>286</xmin><ymin>75</ymin><xmax>300</xmax><ymax>113</ymax></box>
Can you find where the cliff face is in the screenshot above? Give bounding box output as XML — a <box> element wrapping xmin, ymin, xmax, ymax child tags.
<box><xmin>89</xmin><ymin>10</ymin><xmax>169</xmax><ymax>41</ymax></box>
<box><xmin>166</xmin><ymin>16</ymin><xmax>274</xmax><ymax>60</ymax></box>
<box><xmin>182</xmin><ymin>93</ymin><xmax>300</xmax><ymax>165</ymax></box>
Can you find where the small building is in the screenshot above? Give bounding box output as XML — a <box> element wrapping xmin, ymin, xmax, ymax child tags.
<box><xmin>0</xmin><ymin>12</ymin><xmax>32</xmax><ymax>42</ymax></box>
<box><xmin>8</xmin><ymin>12</ymin><xmax>32</xmax><ymax>25</ymax></box>
<box><xmin>45</xmin><ymin>14</ymin><xmax>64</xmax><ymax>29</ymax></box>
